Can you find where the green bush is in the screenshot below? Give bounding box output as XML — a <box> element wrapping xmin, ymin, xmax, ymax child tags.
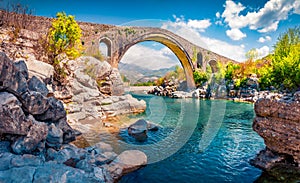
<box><xmin>47</xmin><ymin>12</ymin><xmax>83</xmax><ymax>61</ymax></box>
<box><xmin>193</xmin><ymin>69</ymin><xmax>208</xmax><ymax>87</ymax></box>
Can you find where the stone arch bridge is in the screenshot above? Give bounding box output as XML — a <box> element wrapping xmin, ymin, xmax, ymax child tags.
<box><xmin>87</xmin><ymin>26</ymin><xmax>236</xmax><ymax>89</ymax></box>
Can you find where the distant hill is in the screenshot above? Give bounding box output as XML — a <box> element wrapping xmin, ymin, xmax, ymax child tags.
<box><xmin>119</xmin><ymin>62</ymin><xmax>177</xmax><ymax>83</ymax></box>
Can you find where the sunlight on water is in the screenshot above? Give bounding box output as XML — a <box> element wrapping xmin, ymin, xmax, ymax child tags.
<box><xmin>98</xmin><ymin>93</ymin><xmax>265</xmax><ymax>182</ymax></box>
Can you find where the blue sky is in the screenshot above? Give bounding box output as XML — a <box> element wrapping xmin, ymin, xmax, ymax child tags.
<box><xmin>2</xmin><ymin>0</ymin><xmax>300</xmax><ymax>67</ymax></box>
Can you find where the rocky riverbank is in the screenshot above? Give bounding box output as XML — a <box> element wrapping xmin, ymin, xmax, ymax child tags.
<box><xmin>251</xmin><ymin>91</ymin><xmax>300</xmax><ymax>180</ymax></box>
<box><xmin>0</xmin><ymin>52</ymin><xmax>147</xmax><ymax>182</ymax></box>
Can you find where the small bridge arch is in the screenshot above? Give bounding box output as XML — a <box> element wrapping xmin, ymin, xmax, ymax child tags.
<box><xmin>99</xmin><ymin>37</ymin><xmax>112</xmax><ymax>57</ymax></box>
<box><xmin>208</xmin><ymin>59</ymin><xmax>219</xmax><ymax>73</ymax></box>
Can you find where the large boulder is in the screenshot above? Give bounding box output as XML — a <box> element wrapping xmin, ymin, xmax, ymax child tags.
<box><xmin>0</xmin><ymin>52</ymin><xmax>28</xmax><ymax>94</ymax></box>
<box><xmin>108</xmin><ymin>150</ymin><xmax>147</xmax><ymax>181</ymax></box>
<box><xmin>252</xmin><ymin>94</ymin><xmax>300</xmax><ymax>169</ymax></box>
<box><xmin>0</xmin><ymin>92</ymin><xmax>32</xmax><ymax>135</ymax></box>
<box><xmin>25</xmin><ymin>58</ymin><xmax>54</xmax><ymax>81</ymax></box>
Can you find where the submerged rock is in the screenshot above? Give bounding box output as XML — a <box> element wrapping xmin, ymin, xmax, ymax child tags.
<box><xmin>127</xmin><ymin>119</ymin><xmax>161</xmax><ymax>141</ymax></box>
<box><xmin>128</xmin><ymin>119</ymin><xmax>148</xmax><ymax>141</ymax></box>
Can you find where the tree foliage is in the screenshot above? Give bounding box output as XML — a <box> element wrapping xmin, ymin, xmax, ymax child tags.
<box><xmin>47</xmin><ymin>12</ymin><xmax>83</xmax><ymax>61</ymax></box>
<box><xmin>193</xmin><ymin>69</ymin><xmax>208</xmax><ymax>87</ymax></box>
<box><xmin>271</xmin><ymin>27</ymin><xmax>300</xmax><ymax>90</ymax></box>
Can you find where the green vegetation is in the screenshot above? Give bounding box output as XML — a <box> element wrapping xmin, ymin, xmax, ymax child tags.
<box><xmin>223</xmin><ymin>27</ymin><xmax>300</xmax><ymax>91</ymax></box>
<box><xmin>270</xmin><ymin>27</ymin><xmax>300</xmax><ymax>90</ymax></box>
<box><xmin>133</xmin><ymin>81</ymin><xmax>155</xmax><ymax>86</ymax></box>
<box><xmin>124</xmin><ymin>27</ymin><xmax>136</xmax><ymax>37</ymax></box>
<box><xmin>193</xmin><ymin>69</ymin><xmax>208</xmax><ymax>87</ymax></box>
<box><xmin>47</xmin><ymin>12</ymin><xmax>83</xmax><ymax>60</ymax></box>
<box><xmin>46</xmin><ymin>12</ymin><xmax>83</xmax><ymax>84</ymax></box>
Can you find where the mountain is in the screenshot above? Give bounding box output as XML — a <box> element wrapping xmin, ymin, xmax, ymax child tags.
<box><xmin>118</xmin><ymin>62</ymin><xmax>177</xmax><ymax>83</ymax></box>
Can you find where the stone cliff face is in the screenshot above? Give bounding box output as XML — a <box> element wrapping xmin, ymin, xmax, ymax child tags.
<box><xmin>252</xmin><ymin>92</ymin><xmax>300</xmax><ymax>170</ymax></box>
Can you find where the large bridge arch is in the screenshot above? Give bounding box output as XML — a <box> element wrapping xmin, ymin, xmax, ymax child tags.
<box><xmin>108</xmin><ymin>32</ymin><xmax>196</xmax><ymax>90</ymax></box>
<box><xmin>91</xmin><ymin>26</ymin><xmax>237</xmax><ymax>91</ymax></box>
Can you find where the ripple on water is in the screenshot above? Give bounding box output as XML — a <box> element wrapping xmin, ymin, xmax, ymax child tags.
<box><xmin>94</xmin><ymin>96</ymin><xmax>265</xmax><ymax>182</ymax></box>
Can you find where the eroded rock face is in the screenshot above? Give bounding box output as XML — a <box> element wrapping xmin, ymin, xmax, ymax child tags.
<box><xmin>0</xmin><ymin>92</ymin><xmax>32</xmax><ymax>135</ymax></box>
<box><xmin>252</xmin><ymin>93</ymin><xmax>300</xmax><ymax>169</ymax></box>
<box><xmin>0</xmin><ymin>52</ymin><xmax>76</xmax><ymax>154</ymax></box>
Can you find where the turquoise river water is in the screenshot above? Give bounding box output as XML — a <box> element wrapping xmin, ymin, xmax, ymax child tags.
<box><xmin>99</xmin><ymin>93</ymin><xmax>267</xmax><ymax>182</ymax></box>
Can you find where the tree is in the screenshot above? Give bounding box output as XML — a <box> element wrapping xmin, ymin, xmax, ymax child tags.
<box><xmin>47</xmin><ymin>12</ymin><xmax>83</xmax><ymax>61</ymax></box>
<box><xmin>271</xmin><ymin>26</ymin><xmax>300</xmax><ymax>90</ymax></box>
<box><xmin>245</xmin><ymin>48</ymin><xmax>258</xmax><ymax>61</ymax></box>
<box><xmin>193</xmin><ymin>69</ymin><xmax>208</xmax><ymax>87</ymax></box>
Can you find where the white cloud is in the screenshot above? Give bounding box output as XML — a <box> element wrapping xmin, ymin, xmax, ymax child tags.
<box><xmin>258</xmin><ymin>35</ymin><xmax>272</xmax><ymax>43</ymax></box>
<box><xmin>221</xmin><ymin>0</ymin><xmax>299</xmax><ymax>33</ymax></box>
<box><xmin>256</xmin><ymin>46</ymin><xmax>270</xmax><ymax>58</ymax></box>
<box><xmin>216</xmin><ymin>12</ymin><xmax>221</xmax><ymax>18</ymax></box>
<box><xmin>162</xmin><ymin>20</ymin><xmax>246</xmax><ymax>61</ymax></box>
<box><xmin>166</xmin><ymin>15</ymin><xmax>211</xmax><ymax>32</ymax></box>
<box><xmin>295</xmin><ymin>0</ymin><xmax>300</xmax><ymax>14</ymax></box>
<box><xmin>120</xmin><ymin>44</ymin><xmax>178</xmax><ymax>70</ymax></box>
<box><xmin>187</xmin><ymin>19</ymin><xmax>211</xmax><ymax>30</ymax></box>
<box><xmin>226</xmin><ymin>28</ymin><xmax>247</xmax><ymax>40</ymax></box>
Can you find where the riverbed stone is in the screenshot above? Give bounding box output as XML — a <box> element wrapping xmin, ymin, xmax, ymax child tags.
<box><xmin>108</xmin><ymin>150</ymin><xmax>147</xmax><ymax>181</ymax></box>
<box><xmin>128</xmin><ymin>119</ymin><xmax>148</xmax><ymax>141</ymax></box>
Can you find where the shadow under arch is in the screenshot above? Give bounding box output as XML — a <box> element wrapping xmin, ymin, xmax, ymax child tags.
<box><xmin>197</xmin><ymin>52</ymin><xmax>203</xmax><ymax>69</ymax></box>
<box><xmin>117</xmin><ymin>32</ymin><xmax>196</xmax><ymax>90</ymax></box>
<box><xmin>208</xmin><ymin>59</ymin><xmax>218</xmax><ymax>73</ymax></box>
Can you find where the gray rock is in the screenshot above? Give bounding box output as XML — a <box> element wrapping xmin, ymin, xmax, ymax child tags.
<box><xmin>34</xmin><ymin>97</ymin><xmax>66</xmax><ymax>121</ymax></box>
<box><xmin>0</xmin><ymin>92</ymin><xmax>32</xmax><ymax>135</ymax></box>
<box><xmin>110</xmin><ymin>68</ymin><xmax>124</xmax><ymax>96</ymax></box>
<box><xmin>94</xmin><ymin>151</ymin><xmax>117</xmax><ymax>166</ymax></box>
<box><xmin>14</xmin><ymin>60</ymin><xmax>29</xmax><ymax>80</ymax></box>
<box><xmin>0</xmin><ymin>152</ymin><xmax>15</xmax><ymax>171</ymax></box>
<box><xmin>10</xmin><ymin>154</ymin><xmax>44</xmax><ymax>168</ymax></box>
<box><xmin>108</xmin><ymin>150</ymin><xmax>147</xmax><ymax>181</ymax></box>
<box><xmin>11</xmin><ymin>120</ymin><xmax>48</xmax><ymax>154</ymax></box>
<box><xmin>93</xmin><ymin>142</ymin><xmax>113</xmax><ymax>153</ymax></box>
<box><xmin>294</xmin><ymin>91</ymin><xmax>300</xmax><ymax>101</ymax></box>
<box><xmin>22</xmin><ymin>91</ymin><xmax>50</xmax><ymax>115</ymax></box>
<box><xmin>33</xmin><ymin>162</ymin><xmax>95</xmax><ymax>183</ymax></box>
<box><xmin>55</xmin><ymin>117</ymin><xmax>77</xmax><ymax>143</ymax></box>
<box><xmin>0</xmin><ymin>52</ymin><xmax>28</xmax><ymax>94</ymax></box>
<box><xmin>128</xmin><ymin>119</ymin><xmax>148</xmax><ymax>141</ymax></box>
<box><xmin>147</xmin><ymin>121</ymin><xmax>160</xmax><ymax>131</ymax></box>
<box><xmin>0</xmin><ymin>141</ymin><xmax>11</xmax><ymax>153</ymax></box>
<box><xmin>101</xmin><ymin>95</ymin><xmax>146</xmax><ymax>117</ymax></box>
<box><xmin>28</xmin><ymin>76</ymin><xmax>49</xmax><ymax>96</ymax></box>
<box><xmin>0</xmin><ymin>166</ymin><xmax>36</xmax><ymax>183</ymax></box>
<box><xmin>26</xmin><ymin>59</ymin><xmax>54</xmax><ymax>81</ymax></box>
<box><xmin>76</xmin><ymin>158</ymin><xmax>94</xmax><ymax>172</ymax></box>
<box><xmin>46</xmin><ymin>123</ymin><xmax>63</xmax><ymax>148</ymax></box>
